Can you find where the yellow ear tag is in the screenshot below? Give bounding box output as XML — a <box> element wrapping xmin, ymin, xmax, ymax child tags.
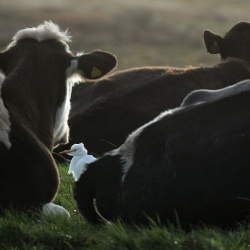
<box><xmin>210</xmin><ymin>41</ymin><xmax>220</xmax><ymax>54</ymax></box>
<box><xmin>91</xmin><ymin>67</ymin><xmax>102</xmax><ymax>78</ymax></box>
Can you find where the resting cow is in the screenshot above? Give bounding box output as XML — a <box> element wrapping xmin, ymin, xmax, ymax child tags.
<box><xmin>0</xmin><ymin>21</ymin><xmax>117</xmax><ymax>215</ymax></box>
<box><xmin>55</xmin><ymin>21</ymin><xmax>250</xmax><ymax>158</ymax></box>
<box><xmin>74</xmin><ymin>81</ymin><xmax>250</xmax><ymax>229</ymax></box>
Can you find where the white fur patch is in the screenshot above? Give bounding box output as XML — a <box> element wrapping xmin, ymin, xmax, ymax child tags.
<box><xmin>42</xmin><ymin>202</ymin><xmax>70</xmax><ymax>218</ymax></box>
<box><xmin>6</xmin><ymin>21</ymin><xmax>71</xmax><ymax>52</ymax></box>
<box><xmin>0</xmin><ymin>73</ymin><xmax>11</xmax><ymax>149</ymax></box>
<box><xmin>53</xmin><ymin>60</ymin><xmax>79</xmax><ymax>147</ymax></box>
<box><xmin>108</xmin><ymin>109</ymin><xmax>178</xmax><ymax>181</ymax></box>
<box><xmin>53</xmin><ymin>80</ymin><xmax>71</xmax><ymax>147</ymax></box>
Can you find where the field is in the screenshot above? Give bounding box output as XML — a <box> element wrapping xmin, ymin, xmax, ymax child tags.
<box><xmin>1</xmin><ymin>0</ymin><xmax>250</xmax><ymax>249</ymax></box>
<box><xmin>1</xmin><ymin>0</ymin><xmax>250</xmax><ymax>69</ymax></box>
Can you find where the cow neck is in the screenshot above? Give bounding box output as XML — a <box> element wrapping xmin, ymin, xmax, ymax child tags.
<box><xmin>2</xmin><ymin>59</ymin><xmax>62</xmax><ymax>150</ymax></box>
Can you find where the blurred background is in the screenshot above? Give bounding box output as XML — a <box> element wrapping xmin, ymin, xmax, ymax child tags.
<box><xmin>0</xmin><ymin>0</ymin><xmax>249</xmax><ymax>70</ymax></box>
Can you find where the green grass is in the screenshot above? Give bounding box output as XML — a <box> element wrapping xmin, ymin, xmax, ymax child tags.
<box><xmin>1</xmin><ymin>1</ymin><xmax>250</xmax><ymax>248</ymax></box>
<box><xmin>1</xmin><ymin>165</ymin><xmax>250</xmax><ymax>250</ymax></box>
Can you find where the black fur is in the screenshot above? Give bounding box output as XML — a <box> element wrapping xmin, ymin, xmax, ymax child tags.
<box><xmin>75</xmin><ymin>89</ymin><xmax>250</xmax><ymax>229</ymax></box>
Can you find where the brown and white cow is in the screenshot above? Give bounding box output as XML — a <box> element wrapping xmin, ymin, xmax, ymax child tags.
<box><xmin>0</xmin><ymin>21</ymin><xmax>117</xmax><ymax>215</ymax></box>
<box><xmin>54</xmin><ymin>21</ymin><xmax>250</xmax><ymax>159</ymax></box>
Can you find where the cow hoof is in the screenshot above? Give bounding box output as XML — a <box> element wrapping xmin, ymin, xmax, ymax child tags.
<box><xmin>42</xmin><ymin>203</ymin><xmax>71</xmax><ymax>218</ymax></box>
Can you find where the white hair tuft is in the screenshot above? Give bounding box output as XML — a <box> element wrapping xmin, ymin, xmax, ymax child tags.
<box><xmin>6</xmin><ymin>20</ymin><xmax>72</xmax><ymax>51</ymax></box>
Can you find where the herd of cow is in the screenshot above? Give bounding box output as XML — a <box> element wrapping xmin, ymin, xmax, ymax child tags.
<box><xmin>0</xmin><ymin>20</ymin><xmax>250</xmax><ymax>229</ymax></box>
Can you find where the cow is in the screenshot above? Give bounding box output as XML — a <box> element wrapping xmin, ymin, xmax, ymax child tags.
<box><xmin>0</xmin><ymin>21</ymin><xmax>117</xmax><ymax>216</ymax></box>
<box><xmin>54</xmin><ymin>21</ymin><xmax>250</xmax><ymax>159</ymax></box>
<box><xmin>73</xmin><ymin>81</ymin><xmax>250</xmax><ymax>229</ymax></box>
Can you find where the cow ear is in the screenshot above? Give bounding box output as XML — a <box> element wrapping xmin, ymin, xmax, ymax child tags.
<box><xmin>203</xmin><ymin>30</ymin><xmax>222</xmax><ymax>54</ymax></box>
<box><xmin>77</xmin><ymin>50</ymin><xmax>117</xmax><ymax>79</ymax></box>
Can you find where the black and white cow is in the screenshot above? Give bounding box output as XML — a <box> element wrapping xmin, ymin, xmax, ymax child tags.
<box><xmin>0</xmin><ymin>21</ymin><xmax>117</xmax><ymax>215</ymax></box>
<box><xmin>55</xmin><ymin>21</ymin><xmax>250</xmax><ymax>158</ymax></box>
<box><xmin>74</xmin><ymin>81</ymin><xmax>250</xmax><ymax>229</ymax></box>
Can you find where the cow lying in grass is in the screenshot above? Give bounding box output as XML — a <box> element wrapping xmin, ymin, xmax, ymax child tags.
<box><xmin>0</xmin><ymin>21</ymin><xmax>117</xmax><ymax>216</ymax></box>
<box><xmin>73</xmin><ymin>79</ymin><xmax>250</xmax><ymax>229</ymax></box>
<box><xmin>55</xmin><ymin>21</ymin><xmax>250</xmax><ymax>158</ymax></box>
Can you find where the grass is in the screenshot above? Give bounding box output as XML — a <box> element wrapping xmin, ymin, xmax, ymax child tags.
<box><xmin>1</xmin><ymin>1</ymin><xmax>250</xmax><ymax>249</ymax></box>
<box><xmin>0</xmin><ymin>165</ymin><xmax>250</xmax><ymax>250</ymax></box>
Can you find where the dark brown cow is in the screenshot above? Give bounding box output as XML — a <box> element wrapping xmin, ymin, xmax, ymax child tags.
<box><xmin>0</xmin><ymin>21</ymin><xmax>117</xmax><ymax>215</ymax></box>
<box><xmin>54</xmin><ymin>21</ymin><xmax>250</xmax><ymax>159</ymax></box>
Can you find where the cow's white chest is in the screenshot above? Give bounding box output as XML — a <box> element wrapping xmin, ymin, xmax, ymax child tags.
<box><xmin>0</xmin><ymin>74</ymin><xmax>11</xmax><ymax>149</ymax></box>
<box><xmin>53</xmin><ymin>81</ymin><xmax>72</xmax><ymax>147</ymax></box>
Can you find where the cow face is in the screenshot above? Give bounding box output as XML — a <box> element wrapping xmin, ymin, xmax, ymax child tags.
<box><xmin>204</xmin><ymin>22</ymin><xmax>250</xmax><ymax>61</ymax></box>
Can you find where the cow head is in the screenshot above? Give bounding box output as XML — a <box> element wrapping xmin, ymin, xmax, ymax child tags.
<box><xmin>204</xmin><ymin>22</ymin><xmax>250</xmax><ymax>61</ymax></box>
<box><xmin>0</xmin><ymin>21</ymin><xmax>117</xmax><ymax>149</ymax></box>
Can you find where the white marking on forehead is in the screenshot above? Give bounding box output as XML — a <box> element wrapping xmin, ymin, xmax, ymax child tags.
<box><xmin>0</xmin><ymin>73</ymin><xmax>11</xmax><ymax>149</ymax></box>
<box><xmin>6</xmin><ymin>21</ymin><xmax>72</xmax><ymax>52</ymax></box>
